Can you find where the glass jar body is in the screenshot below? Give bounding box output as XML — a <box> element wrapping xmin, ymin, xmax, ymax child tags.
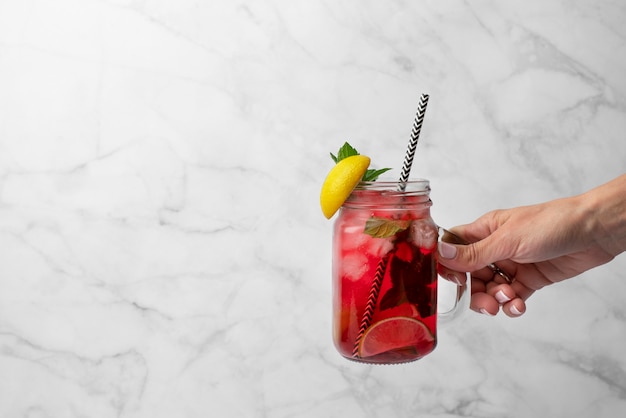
<box><xmin>332</xmin><ymin>181</ymin><xmax>439</xmax><ymax>364</ymax></box>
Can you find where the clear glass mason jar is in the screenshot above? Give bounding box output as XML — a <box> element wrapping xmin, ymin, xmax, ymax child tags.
<box><xmin>332</xmin><ymin>180</ymin><xmax>468</xmax><ymax>364</ymax></box>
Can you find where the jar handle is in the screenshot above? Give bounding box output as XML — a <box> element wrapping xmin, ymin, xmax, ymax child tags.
<box><xmin>437</xmin><ymin>227</ymin><xmax>471</xmax><ymax>323</ymax></box>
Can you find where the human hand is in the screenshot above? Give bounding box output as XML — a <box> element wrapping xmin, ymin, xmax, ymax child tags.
<box><xmin>437</xmin><ymin>176</ymin><xmax>626</xmax><ymax>317</ymax></box>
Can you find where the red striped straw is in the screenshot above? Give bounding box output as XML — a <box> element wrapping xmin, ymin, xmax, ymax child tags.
<box><xmin>352</xmin><ymin>254</ymin><xmax>390</xmax><ymax>357</ymax></box>
<box><xmin>352</xmin><ymin>93</ymin><xmax>430</xmax><ymax>358</ymax></box>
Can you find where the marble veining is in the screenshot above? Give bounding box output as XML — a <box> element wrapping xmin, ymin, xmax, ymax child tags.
<box><xmin>1</xmin><ymin>0</ymin><xmax>625</xmax><ymax>417</ymax></box>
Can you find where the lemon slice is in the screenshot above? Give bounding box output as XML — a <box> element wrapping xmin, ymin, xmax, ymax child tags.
<box><xmin>320</xmin><ymin>155</ymin><xmax>370</xmax><ymax>219</ymax></box>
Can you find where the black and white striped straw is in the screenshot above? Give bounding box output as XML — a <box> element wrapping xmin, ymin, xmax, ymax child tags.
<box><xmin>351</xmin><ymin>94</ymin><xmax>431</xmax><ymax>359</ymax></box>
<box><xmin>397</xmin><ymin>94</ymin><xmax>429</xmax><ymax>190</ymax></box>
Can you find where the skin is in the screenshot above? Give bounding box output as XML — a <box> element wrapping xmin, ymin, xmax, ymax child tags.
<box><xmin>438</xmin><ymin>174</ymin><xmax>626</xmax><ymax>317</ymax></box>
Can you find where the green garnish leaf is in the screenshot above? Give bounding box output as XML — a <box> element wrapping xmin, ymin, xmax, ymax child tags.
<box><xmin>330</xmin><ymin>142</ymin><xmax>360</xmax><ymax>163</ymax></box>
<box><xmin>362</xmin><ymin>168</ymin><xmax>392</xmax><ymax>182</ymax></box>
<box><xmin>330</xmin><ymin>141</ymin><xmax>392</xmax><ymax>182</ymax></box>
<box><xmin>364</xmin><ymin>217</ymin><xmax>410</xmax><ymax>238</ymax></box>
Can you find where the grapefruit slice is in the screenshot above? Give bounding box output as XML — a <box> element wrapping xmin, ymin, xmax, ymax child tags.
<box><xmin>358</xmin><ymin>317</ymin><xmax>434</xmax><ymax>358</ymax></box>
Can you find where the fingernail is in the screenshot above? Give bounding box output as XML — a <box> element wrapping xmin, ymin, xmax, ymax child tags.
<box><xmin>510</xmin><ymin>305</ymin><xmax>523</xmax><ymax>316</ymax></box>
<box><xmin>479</xmin><ymin>308</ymin><xmax>494</xmax><ymax>316</ymax></box>
<box><xmin>495</xmin><ymin>290</ymin><xmax>511</xmax><ymax>304</ymax></box>
<box><xmin>445</xmin><ymin>274</ymin><xmax>461</xmax><ymax>286</ymax></box>
<box><xmin>438</xmin><ymin>242</ymin><xmax>457</xmax><ymax>259</ymax></box>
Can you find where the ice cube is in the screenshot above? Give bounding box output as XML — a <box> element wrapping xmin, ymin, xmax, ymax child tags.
<box><xmin>341</xmin><ymin>252</ymin><xmax>369</xmax><ymax>282</ymax></box>
<box><xmin>370</xmin><ymin>237</ymin><xmax>394</xmax><ymax>258</ymax></box>
<box><xmin>340</xmin><ymin>225</ymin><xmax>369</xmax><ymax>251</ymax></box>
<box><xmin>409</xmin><ymin>219</ymin><xmax>438</xmax><ymax>250</ymax></box>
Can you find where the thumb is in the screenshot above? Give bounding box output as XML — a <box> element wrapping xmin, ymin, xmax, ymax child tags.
<box><xmin>438</xmin><ymin>238</ymin><xmax>497</xmax><ymax>272</ymax></box>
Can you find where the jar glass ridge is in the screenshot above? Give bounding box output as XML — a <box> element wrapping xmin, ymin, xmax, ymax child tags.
<box><xmin>343</xmin><ymin>180</ymin><xmax>432</xmax><ymax>207</ymax></box>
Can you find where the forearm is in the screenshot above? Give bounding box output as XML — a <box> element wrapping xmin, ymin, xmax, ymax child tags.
<box><xmin>580</xmin><ymin>174</ymin><xmax>626</xmax><ymax>256</ymax></box>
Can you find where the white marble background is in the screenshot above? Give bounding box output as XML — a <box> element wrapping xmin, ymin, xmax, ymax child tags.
<box><xmin>1</xmin><ymin>0</ymin><xmax>625</xmax><ymax>417</ymax></box>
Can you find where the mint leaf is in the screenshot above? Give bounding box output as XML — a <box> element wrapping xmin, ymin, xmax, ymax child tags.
<box><xmin>331</xmin><ymin>142</ymin><xmax>360</xmax><ymax>163</ymax></box>
<box><xmin>364</xmin><ymin>217</ymin><xmax>410</xmax><ymax>238</ymax></box>
<box><xmin>362</xmin><ymin>167</ymin><xmax>392</xmax><ymax>182</ymax></box>
<box><xmin>330</xmin><ymin>142</ymin><xmax>391</xmax><ymax>181</ymax></box>
<box><xmin>330</xmin><ymin>141</ymin><xmax>392</xmax><ymax>181</ymax></box>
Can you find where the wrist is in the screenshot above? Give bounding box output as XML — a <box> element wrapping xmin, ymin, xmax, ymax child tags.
<box><xmin>582</xmin><ymin>174</ymin><xmax>626</xmax><ymax>256</ymax></box>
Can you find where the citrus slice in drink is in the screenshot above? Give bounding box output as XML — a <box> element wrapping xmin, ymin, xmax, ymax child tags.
<box><xmin>358</xmin><ymin>316</ymin><xmax>434</xmax><ymax>358</ymax></box>
<box><xmin>320</xmin><ymin>155</ymin><xmax>370</xmax><ymax>219</ymax></box>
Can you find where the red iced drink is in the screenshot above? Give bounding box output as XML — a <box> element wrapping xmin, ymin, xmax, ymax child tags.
<box><xmin>332</xmin><ymin>180</ymin><xmax>438</xmax><ymax>364</ymax></box>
